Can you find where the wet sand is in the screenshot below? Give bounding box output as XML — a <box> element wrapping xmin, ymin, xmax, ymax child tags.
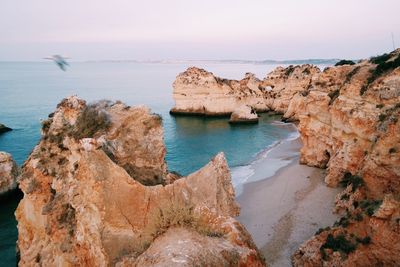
<box><xmin>236</xmin><ymin>137</ymin><xmax>340</xmax><ymax>266</ymax></box>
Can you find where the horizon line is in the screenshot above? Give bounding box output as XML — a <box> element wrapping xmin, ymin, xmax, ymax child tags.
<box><xmin>0</xmin><ymin>58</ymin><xmax>346</xmax><ymax>64</ymax></box>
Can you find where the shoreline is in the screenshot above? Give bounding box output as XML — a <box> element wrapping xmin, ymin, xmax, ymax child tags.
<box><xmin>235</xmin><ymin>135</ymin><xmax>340</xmax><ymax>266</ymax></box>
<box><xmin>231</xmin><ymin>122</ymin><xmax>299</xmax><ymax>196</ymax></box>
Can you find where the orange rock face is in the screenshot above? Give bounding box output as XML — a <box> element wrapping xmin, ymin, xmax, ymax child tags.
<box><xmin>170</xmin><ymin>49</ymin><xmax>400</xmax><ymax>266</ymax></box>
<box><xmin>171</xmin><ymin>67</ymin><xmax>270</xmax><ymax>115</ymax></box>
<box><xmin>0</xmin><ymin>151</ymin><xmax>19</xmax><ymax>195</ymax></box>
<box><xmin>16</xmin><ymin>96</ymin><xmax>265</xmax><ymax>266</ymax></box>
<box><xmin>293</xmin><ymin>194</ymin><xmax>400</xmax><ymax>266</ymax></box>
<box><xmin>291</xmin><ymin>50</ymin><xmax>400</xmax><ymax>266</ymax></box>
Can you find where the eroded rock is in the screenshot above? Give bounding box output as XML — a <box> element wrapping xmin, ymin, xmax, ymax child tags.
<box><xmin>16</xmin><ymin>96</ymin><xmax>265</xmax><ymax>266</ymax></box>
<box><xmin>0</xmin><ymin>151</ymin><xmax>19</xmax><ymax>195</ymax></box>
<box><xmin>170</xmin><ymin>67</ymin><xmax>269</xmax><ymax>116</ymax></box>
<box><xmin>170</xmin><ymin>49</ymin><xmax>400</xmax><ymax>266</ymax></box>
<box><xmin>291</xmin><ymin>49</ymin><xmax>400</xmax><ymax>266</ymax></box>
<box><xmin>229</xmin><ymin>105</ymin><xmax>258</xmax><ymax>124</ymax></box>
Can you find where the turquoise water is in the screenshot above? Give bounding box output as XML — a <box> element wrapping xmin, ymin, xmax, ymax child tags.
<box><xmin>0</xmin><ymin>61</ymin><xmax>294</xmax><ymax>265</ymax></box>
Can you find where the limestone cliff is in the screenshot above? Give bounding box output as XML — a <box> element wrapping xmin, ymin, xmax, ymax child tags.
<box><xmin>16</xmin><ymin>96</ymin><xmax>265</xmax><ymax>266</ymax></box>
<box><xmin>262</xmin><ymin>64</ymin><xmax>320</xmax><ymax>117</ymax></box>
<box><xmin>0</xmin><ymin>151</ymin><xmax>19</xmax><ymax>195</ymax></box>
<box><xmin>170</xmin><ymin>67</ymin><xmax>270</xmax><ymax>115</ymax></box>
<box><xmin>291</xmin><ymin>50</ymin><xmax>400</xmax><ymax>266</ymax></box>
<box><xmin>170</xmin><ymin>49</ymin><xmax>400</xmax><ymax>266</ymax></box>
<box><xmin>171</xmin><ymin>51</ymin><xmax>399</xmax><ymax>198</ymax></box>
<box><xmin>170</xmin><ymin>65</ymin><xmax>320</xmax><ymax>118</ymax></box>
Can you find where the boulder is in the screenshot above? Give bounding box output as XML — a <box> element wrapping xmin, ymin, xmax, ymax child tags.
<box><xmin>229</xmin><ymin>105</ymin><xmax>259</xmax><ymax>124</ymax></box>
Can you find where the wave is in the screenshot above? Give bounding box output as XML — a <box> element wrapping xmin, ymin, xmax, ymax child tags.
<box><xmin>231</xmin><ymin>122</ymin><xmax>301</xmax><ymax>196</ymax></box>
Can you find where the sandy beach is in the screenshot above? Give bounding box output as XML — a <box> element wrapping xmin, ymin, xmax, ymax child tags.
<box><xmin>236</xmin><ymin>136</ymin><xmax>340</xmax><ymax>266</ymax></box>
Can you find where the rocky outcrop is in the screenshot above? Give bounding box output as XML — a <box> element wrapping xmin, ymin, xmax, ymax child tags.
<box><xmin>290</xmin><ymin>50</ymin><xmax>400</xmax><ymax>266</ymax></box>
<box><xmin>262</xmin><ymin>64</ymin><xmax>320</xmax><ymax>117</ymax></box>
<box><xmin>292</xmin><ymin>193</ymin><xmax>400</xmax><ymax>266</ymax></box>
<box><xmin>296</xmin><ymin>53</ymin><xmax>400</xmax><ymax>195</ymax></box>
<box><xmin>170</xmin><ymin>68</ymin><xmax>270</xmax><ymax>115</ymax></box>
<box><xmin>170</xmin><ymin>49</ymin><xmax>400</xmax><ymax>266</ymax></box>
<box><xmin>171</xmin><ymin>51</ymin><xmax>400</xmax><ymax>198</ymax></box>
<box><xmin>0</xmin><ymin>123</ymin><xmax>12</xmax><ymax>134</ymax></box>
<box><xmin>0</xmin><ymin>152</ymin><xmax>19</xmax><ymax>195</ymax></box>
<box><xmin>229</xmin><ymin>105</ymin><xmax>258</xmax><ymax>124</ymax></box>
<box><xmin>170</xmin><ymin>65</ymin><xmax>320</xmax><ymax>119</ymax></box>
<box><xmin>16</xmin><ymin>96</ymin><xmax>265</xmax><ymax>266</ymax></box>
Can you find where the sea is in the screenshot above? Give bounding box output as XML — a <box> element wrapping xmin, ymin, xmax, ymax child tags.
<box><xmin>0</xmin><ymin>61</ymin><xmax>311</xmax><ymax>265</ymax></box>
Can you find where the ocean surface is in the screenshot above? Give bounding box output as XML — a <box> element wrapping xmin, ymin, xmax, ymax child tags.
<box><xmin>0</xmin><ymin>61</ymin><xmax>305</xmax><ymax>265</ymax></box>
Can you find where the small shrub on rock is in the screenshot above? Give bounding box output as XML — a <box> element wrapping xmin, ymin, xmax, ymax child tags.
<box><xmin>379</xmin><ymin>113</ymin><xmax>387</xmax><ymax>122</ymax></box>
<box><xmin>360</xmin><ymin>199</ymin><xmax>382</xmax><ymax>216</ymax></box>
<box><xmin>315</xmin><ymin>226</ymin><xmax>331</xmax><ymax>235</ymax></box>
<box><xmin>356</xmin><ymin>236</ymin><xmax>371</xmax><ymax>245</ymax></box>
<box><xmin>339</xmin><ymin>172</ymin><xmax>364</xmax><ymax>192</ymax></box>
<box><xmin>321</xmin><ymin>234</ymin><xmax>357</xmax><ymax>254</ymax></box>
<box><xmin>70</xmin><ymin>104</ymin><xmax>111</xmax><ymax>139</ymax></box>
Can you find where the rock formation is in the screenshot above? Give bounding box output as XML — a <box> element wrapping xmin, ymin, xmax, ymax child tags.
<box><xmin>170</xmin><ymin>68</ymin><xmax>270</xmax><ymax>115</ymax></box>
<box><xmin>262</xmin><ymin>64</ymin><xmax>320</xmax><ymax>117</ymax></box>
<box><xmin>170</xmin><ymin>65</ymin><xmax>320</xmax><ymax>119</ymax></box>
<box><xmin>229</xmin><ymin>105</ymin><xmax>258</xmax><ymax>124</ymax></box>
<box><xmin>16</xmin><ymin>96</ymin><xmax>265</xmax><ymax>266</ymax></box>
<box><xmin>0</xmin><ymin>151</ymin><xmax>19</xmax><ymax>195</ymax></box>
<box><xmin>291</xmin><ymin>50</ymin><xmax>400</xmax><ymax>266</ymax></box>
<box><xmin>0</xmin><ymin>123</ymin><xmax>12</xmax><ymax>134</ymax></box>
<box><xmin>170</xmin><ymin>49</ymin><xmax>400</xmax><ymax>266</ymax></box>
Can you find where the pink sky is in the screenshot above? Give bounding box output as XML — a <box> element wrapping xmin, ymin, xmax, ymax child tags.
<box><xmin>1</xmin><ymin>0</ymin><xmax>399</xmax><ymax>60</ymax></box>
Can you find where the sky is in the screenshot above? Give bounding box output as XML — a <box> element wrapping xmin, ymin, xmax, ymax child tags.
<box><xmin>1</xmin><ymin>0</ymin><xmax>399</xmax><ymax>61</ymax></box>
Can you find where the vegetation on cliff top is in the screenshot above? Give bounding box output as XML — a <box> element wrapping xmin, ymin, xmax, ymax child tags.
<box><xmin>361</xmin><ymin>52</ymin><xmax>400</xmax><ymax>95</ymax></box>
<box><xmin>335</xmin><ymin>60</ymin><xmax>355</xmax><ymax>66</ymax></box>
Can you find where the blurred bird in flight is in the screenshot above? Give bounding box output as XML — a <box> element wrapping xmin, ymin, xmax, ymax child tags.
<box><xmin>44</xmin><ymin>55</ymin><xmax>70</xmax><ymax>71</ymax></box>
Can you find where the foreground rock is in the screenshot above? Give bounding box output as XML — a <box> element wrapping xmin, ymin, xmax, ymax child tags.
<box><xmin>16</xmin><ymin>96</ymin><xmax>265</xmax><ymax>266</ymax></box>
<box><xmin>0</xmin><ymin>123</ymin><xmax>12</xmax><ymax>134</ymax></box>
<box><xmin>0</xmin><ymin>152</ymin><xmax>19</xmax><ymax>195</ymax></box>
<box><xmin>229</xmin><ymin>105</ymin><xmax>258</xmax><ymax>124</ymax></box>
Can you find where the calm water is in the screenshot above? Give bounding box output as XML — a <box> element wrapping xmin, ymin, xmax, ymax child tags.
<box><xmin>0</xmin><ymin>61</ymin><xmax>295</xmax><ymax>265</ymax></box>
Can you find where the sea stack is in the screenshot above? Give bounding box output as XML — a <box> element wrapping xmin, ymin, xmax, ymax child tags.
<box><xmin>229</xmin><ymin>105</ymin><xmax>259</xmax><ymax>124</ymax></box>
<box><xmin>15</xmin><ymin>96</ymin><xmax>265</xmax><ymax>266</ymax></box>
